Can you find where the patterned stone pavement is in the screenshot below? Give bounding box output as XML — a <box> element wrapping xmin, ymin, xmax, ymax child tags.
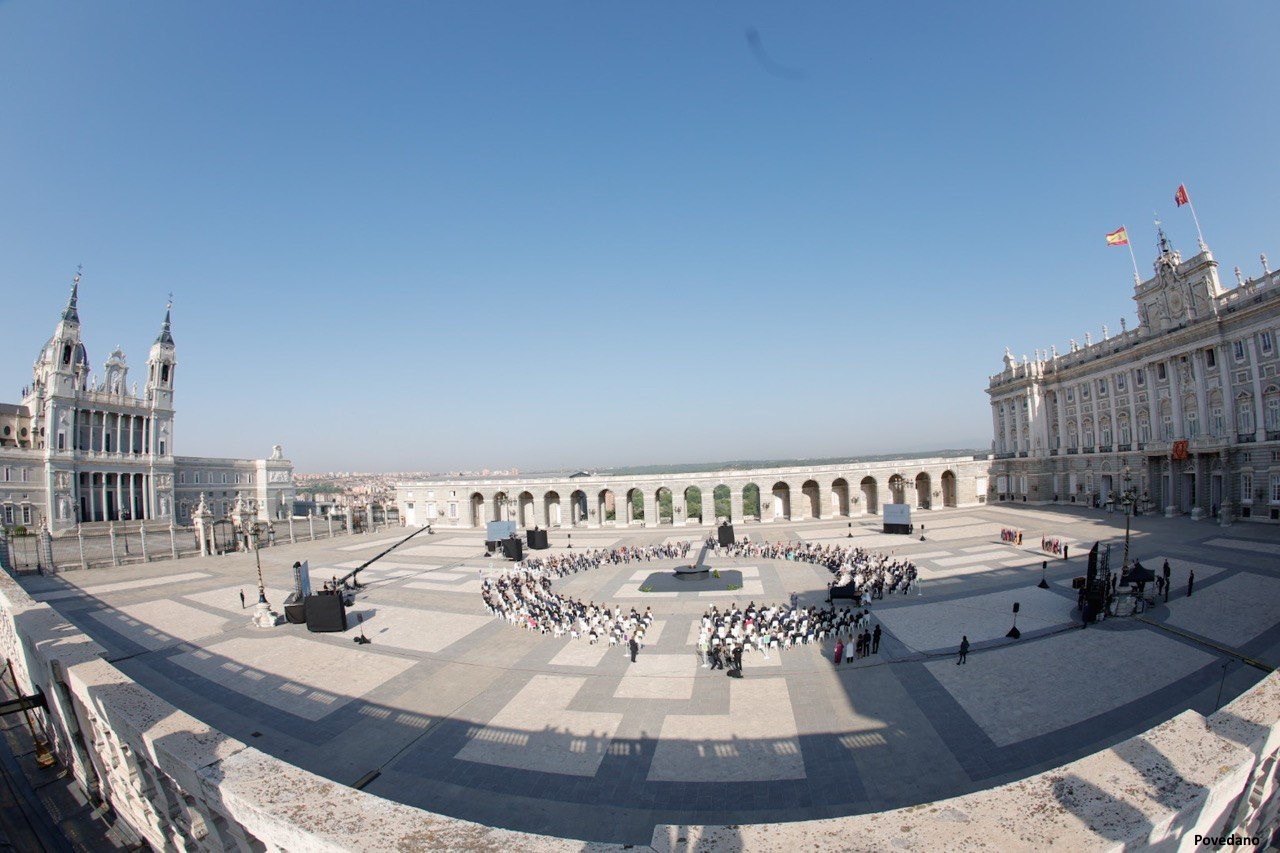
<box><xmin>17</xmin><ymin>505</ymin><xmax>1280</xmax><ymax>846</ymax></box>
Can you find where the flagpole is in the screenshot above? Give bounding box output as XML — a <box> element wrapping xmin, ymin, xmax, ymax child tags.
<box><xmin>1125</xmin><ymin>228</ymin><xmax>1141</xmax><ymax>284</ymax></box>
<box><xmin>1187</xmin><ymin>199</ymin><xmax>1207</xmax><ymax>251</ymax></box>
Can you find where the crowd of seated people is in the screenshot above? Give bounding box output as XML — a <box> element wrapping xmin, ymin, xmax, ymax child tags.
<box><xmin>708</xmin><ymin>538</ymin><xmax>917</xmax><ymax>600</ymax></box>
<box><xmin>514</xmin><ymin>540</ymin><xmax>694</xmax><ymax>579</ymax></box>
<box><xmin>481</xmin><ymin>570</ymin><xmax>656</xmax><ymax>644</ymax></box>
<box><xmin>695</xmin><ymin>600</ymin><xmax>874</xmax><ymax>666</ymax></box>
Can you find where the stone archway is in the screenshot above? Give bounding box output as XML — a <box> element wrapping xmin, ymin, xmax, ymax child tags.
<box><xmin>888</xmin><ymin>474</ymin><xmax>906</xmax><ymax>505</ymax></box>
<box><xmin>518</xmin><ymin>491</ymin><xmax>535</xmax><ymax>527</ymax></box>
<box><xmin>625</xmin><ymin>488</ymin><xmax>645</xmax><ymax>526</ymax></box>
<box><xmin>771</xmin><ymin>482</ymin><xmax>791</xmax><ymax>520</ymax></box>
<box><xmin>656</xmin><ymin>487</ymin><xmax>673</xmax><ymax>524</ymax></box>
<box><xmin>598</xmin><ymin>490</ymin><xmax>615</xmax><ymax>525</ymax></box>
<box><xmin>544</xmin><ymin>491</ymin><xmax>562</xmax><ymax>527</ymax></box>
<box><xmin>469</xmin><ymin>492</ymin><xmax>485</xmax><ymax>527</ymax></box>
<box><xmin>569</xmin><ymin>490</ymin><xmax>588</xmax><ymax>526</ymax></box>
<box><xmin>713</xmin><ymin>484</ymin><xmax>731</xmax><ymax>523</ymax></box>
<box><xmin>914</xmin><ymin>473</ymin><xmax>931</xmax><ymax>509</ymax></box>
<box><xmin>801</xmin><ymin>480</ymin><xmax>821</xmax><ymax>520</ymax></box>
<box><xmin>831</xmin><ymin>478</ymin><xmax>850</xmax><ymax>517</ymax></box>
<box><xmin>860</xmin><ymin>477</ymin><xmax>878</xmax><ymax>514</ymax></box>
<box><xmin>742</xmin><ymin>483</ymin><xmax>761</xmax><ymax>521</ymax></box>
<box><xmin>940</xmin><ymin>471</ymin><xmax>957</xmax><ymax>507</ymax></box>
<box><xmin>684</xmin><ymin>486</ymin><xmax>704</xmax><ymax>524</ymax></box>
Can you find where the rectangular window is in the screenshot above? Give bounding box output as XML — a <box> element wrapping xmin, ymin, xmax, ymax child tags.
<box><xmin>1162</xmin><ymin>415</ymin><xmax>1174</xmax><ymax>440</ymax></box>
<box><xmin>1241</xmin><ymin>472</ymin><xmax>1253</xmax><ymax>502</ymax></box>
<box><xmin>3</xmin><ymin>506</ymin><xmax>12</xmax><ymax>525</ymax></box>
<box><xmin>1081</xmin><ymin>383</ymin><xmax>1090</xmax><ymax>400</ymax></box>
<box><xmin>1097</xmin><ymin>378</ymin><xmax>1108</xmax><ymax>396</ymax></box>
<box><xmin>21</xmin><ymin>468</ymin><xmax>29</xmax><ymax>482</ymax></box>
<box><xmin>1212</xmin><ymin>407</ymin><xmax>1224</xmax><ymax>436</ymax></box>
<box><xmin>1205</xmin><ymin>347</ymin><xmax>1216</xmax><ymax>368</ymax></box>
<box><xmin>21</xmin><ymin>506</ymin><xmax>31</xmax><ymax>525</ymax></box>
<box><xmin>1262</xmin><ymin>331</ymin><xmax>1275</xmax><ymax>355</ymax></box>
<box><xmin>1156</xmin><ymin>363</ymin><xmax>1167</xmax><ymax>381</ymax></box>
<box><xmin>194</xmin><ymin>472</ymin><xmax>201</xmax><ymax>484</ymax></box>
<box><xmin>1271</xmin><ymin>474</ymin><xmax>1280</xmax><ymax>503</ymax></box>
<box><xmin>448</xmin><ymin>502</ymin><xmax>458</xmax><ymax>519</ymax></box>
<box><xmin>57</xmin><ymin>432</ymin><xmax>65</xmax><ymax>450</ymax></box>
<box><xmin>1066</xmin><ymin>388</ymin><xmax>1075</xmax><ymax>402</ymax></box>
<box><xmin>2</xmin><ymin>467</ymin><xmax>8</xmax><ymax>482</ymax></box>
<box><xmin>159</xmin><ymin>440</ymin><xmax>165</xmax><ymax>455</ymax></box>
<box><xmin>1136</xmin><ymin>368</ymin><xmax>1146</xmax><ymax>387</ymax></box>
<box><xmin>179</xmin><ymin>472</ymin><xmax>186</xmax><ymax>484</ymax></box>
<box><xmin>1233</xmin><ymin>340</ymin><xmax>1246</xmax><ymax>362</ymax></box>
<box><xmin>1117</xmin><ymin>373</ymin><xmax>1126</xmax><ymax>391</ymax></box>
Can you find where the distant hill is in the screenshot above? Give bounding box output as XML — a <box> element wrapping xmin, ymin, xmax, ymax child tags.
<box><xmin>527</xmin><ymin>449</ymin><xmax>986</xmax><ymax>478</ymax></box>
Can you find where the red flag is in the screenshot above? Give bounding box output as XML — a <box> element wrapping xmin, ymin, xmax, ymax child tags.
<box><xmin>1105</xmin><ymin>227</ymin><xmax>1129</xmax><ymax>246</ymax></box>
<box><xmin>1175</xmin><ymin>184</ymin><xmax>1190</xmax><ymax>207</ymax></box>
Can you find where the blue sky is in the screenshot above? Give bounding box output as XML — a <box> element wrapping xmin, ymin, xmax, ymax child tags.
<box><xmin>3</xmin><ymin>3</ymin><xmax>1277</xmax><ymax>474</ymax></box>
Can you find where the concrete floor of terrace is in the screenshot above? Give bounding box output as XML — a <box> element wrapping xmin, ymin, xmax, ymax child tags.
<box><xmin>14</xmin><ymin>504</ymin><xmax>1280</xmax><ymax>847</ymax></box>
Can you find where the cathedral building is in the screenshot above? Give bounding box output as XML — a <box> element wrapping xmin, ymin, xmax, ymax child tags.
<box><xmin>988</xmin><ymin>231</ymin><xmax>1279</xmax><ymax>523</ymax></box>
<box><xmin>0</xmin><ymin>273</ymin><xmax>294</xmax><ymax>533</ymax></box>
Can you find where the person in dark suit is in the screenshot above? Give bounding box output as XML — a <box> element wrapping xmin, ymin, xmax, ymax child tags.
<box><xmin>731</xmin><ymin>645</ymin><xmax>743</xmax><ymax>675</ymax></box>
<box><xmin>957</xmin><ymin>636</ymin><xmax>969</xmax><ymax>664</ymax></box>
<box><xmin>872</xmin><ymin>624</ymin><xmax>882</xmax><ymax>654</ymax></box>
<box><xmin>628</xmin><ymin>636</ymin><xmax>639</xmax><ymax>663</ymax></box>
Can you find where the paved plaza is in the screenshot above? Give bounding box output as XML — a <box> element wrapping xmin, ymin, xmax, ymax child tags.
<box><xmin>17</xmin><ymin>505</ymin><xmax>1280</xmax><ymax>846</ymax></box>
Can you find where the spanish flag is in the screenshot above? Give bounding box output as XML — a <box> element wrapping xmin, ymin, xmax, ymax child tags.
<box><xmin>1106</xmin><ymin>227</ymin><xmax>1129</xmax><ymax>246</ymax></box>
<box><xmin>1175</xmin><ymin>184</ymin><xmax>1190</xmax><ymax>207</ymax></box>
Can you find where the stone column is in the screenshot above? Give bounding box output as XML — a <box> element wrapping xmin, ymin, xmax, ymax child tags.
<box><xmin>108</xmin><ymin>523</ymin><xmax>119</xmax><ymax>566</ymax></box>
<box><xmin>1012</xmin><ymin>395</ymin><xmax>1023</xmax><ymax>454</ymax></box>
<box><xmin>701</xmin><ymin>484</ymin><xmax>718</xmax><ymax>526</ymax></box>
<box><xmin>642</xmin><ymin>490</ymin><xmax>657</xmax><ymax>528</ymax></box>
<box><xmin>730</xmin><ymin>488</ymin><xmax>744</xmax><ymax>524</ymax></box>
<box><xmin>139</xmin><ymin>523</ymin><xmax>148</xmax><ymax>563</ymax></box>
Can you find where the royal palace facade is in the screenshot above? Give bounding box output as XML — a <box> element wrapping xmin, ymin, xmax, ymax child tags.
<box><xmin>0</xmin><ymin>274</ymin><xmax>294</xmax><ymax>533</ymax></box>
<box><xmin>988</xmin><ymin>232</ymin><xmax>1280</xmax><ymax>523</ymax></box>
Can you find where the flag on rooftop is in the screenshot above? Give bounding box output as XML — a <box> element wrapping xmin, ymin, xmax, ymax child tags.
<box><xmin>1175</xmin><ymin>184</ymin><xmax>1190</xmax><ymax>207</ymax></box>
<box><xmin>1105</xmin><ymin>227</ymin><xmax>1129</xmax><ymax>246</ymax></box>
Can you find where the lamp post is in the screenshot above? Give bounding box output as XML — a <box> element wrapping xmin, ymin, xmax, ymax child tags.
<box><xmin>1120</xmin><ymin>466</ymin><xmax>1138</xmax><ymax>571</ymax></box>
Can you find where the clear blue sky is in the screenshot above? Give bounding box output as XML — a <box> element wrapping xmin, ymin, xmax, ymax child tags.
<box><xmin>3</xmin><ymin>3</ymin><xmax>1277</xmax><ymax>474</ymax></box>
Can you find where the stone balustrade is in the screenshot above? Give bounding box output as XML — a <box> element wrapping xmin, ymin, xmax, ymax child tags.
<box><xmin>0</xmin><ymin>567</ymin><xmax>1275</xmax><ymax>851</ymax></box>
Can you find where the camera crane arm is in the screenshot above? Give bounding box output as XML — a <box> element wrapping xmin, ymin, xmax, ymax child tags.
<box><xmin>335</xmin><ymin>525</ymin><xmax>432</xmax><ymax>589</ymax></box>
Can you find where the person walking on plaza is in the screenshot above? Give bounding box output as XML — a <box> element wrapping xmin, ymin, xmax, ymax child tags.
<box><xmin>731</xmin><ymin>644</ymin><xmax>743</xmax><ymax>676</ymax></box>
<box><xmin>1063</xmin><ymin>544</ymin><xmax>1069</xmax><ymax>561</ymax></box>
<box><xmin>239</xmin><ymin>589</ymin><xmax>246</xmax><ymax>609</ymax></box>
<box><xmin>628</xmin><ymin>635</ymin><xmax>639</xmax><ymax>663</ymax></box>
<box><xmin>957</xmin><ymin>635</ymin><xmax>969</xmax><ymax>665</ymax></box>
<box><xmin>1164</xmin><ymin>560</ymin><xmax>1172</xmax><ymax>602</ymax></box>
<box><xmin>833</xmin><ymin>639</ymin><xmax>844</xmax><ymax>666</ymax></box>
<box><xmin>697</xmin><ymin>634</ymin><xmax>709</xmax><ymax>668</ymax></box>
<box><xmin>872</xmin><ymin>624</ymin><xmax>882</xmax><ymax>654</ymax></box>
<box><xmin>1187</xmin><ymin>569</ymin><xmax>1195</xmax><ymax>598</ymax></box>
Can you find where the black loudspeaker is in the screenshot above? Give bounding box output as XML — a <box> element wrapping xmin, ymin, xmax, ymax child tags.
<box><xmin>718</xmin><ymin>524</ymin><xmax>735</xmax><ymax>547</ymax></box>
<box><xmin>503</xmin><ymin>538</ymin><xmax>523</xmax><ymax>560</ymax></box>
<box><xmin>304</xmin><ymin>594</ymin><xmax>348</xmax><ymax>633</ymax></box>
<box><xmin>283</xmin><ymin>593</ymin><xmax>307</xmax><ymax>625</ymax></box>
<box><xmin>485</xmin><ymin>540</ymin><xmax>499</xmax><ymax>552</ymax></box>
<box><xmin>527</xmin><ymin>529</ymin><xmax>548</xmax><ymax>549</ymax></box>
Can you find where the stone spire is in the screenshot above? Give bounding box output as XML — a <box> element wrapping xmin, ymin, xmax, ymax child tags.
<box><xmin>154</xmin><ymin>298</ymin><xmax>175</xmax><ymax>347</ymax></box>
<box><xmin>61</xmin><ymin>267</ymin><xmax>82</xmax><ymax>324</ymax></box>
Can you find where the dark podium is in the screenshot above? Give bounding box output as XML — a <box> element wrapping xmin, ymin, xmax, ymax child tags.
<box><xmin>527</xmin><ymin>528</ymin><xmax>549</xmax><ymax>550</ymax></box>
<box><xmin>304</xmin><ymin>593</ymin><xmax>348</xmax><ymax>633</ymax></box>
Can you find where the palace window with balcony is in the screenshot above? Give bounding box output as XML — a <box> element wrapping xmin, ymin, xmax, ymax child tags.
<box><xmin>1241</xmin><ymin>472</ymin><xmax>1253</xmax><ymax>503</ymax></box>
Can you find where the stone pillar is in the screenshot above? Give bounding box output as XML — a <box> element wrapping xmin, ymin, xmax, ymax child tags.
<box><xmin>193</xmin><ymin>496</ymin><xmax>213</xmax><ymax>557</ymax></box>
<box><xmin>702</xmin><ymin>484</ymin><xmax>718</xmax><ymax>526</ymax></box>
<box><xmin>287</xmin><ymin>513</ymin><xmax>296</xmax><ymax>544</ymax></box>
<box><xmin>77</xmin><ymin>525</ymin><xmax>87</xmax><ymax>570</ymax></box>
<box><xmin>730</xmin><ymin>488</ymin><xmax>744</xmax><ymax>524</ymax></box>
<box><xmin>38</xmin><ymin>523</ymin><xmax>54</xmax><ymax>571</ymax></box>
<box><xmin>108</xmin><ymin>523</ymin><xmax>119</xmax><ymax>566</ymax></box>
<box><xmin>307</xmin><ymin>512</ymin><xmax>315</xmax><ymax>541</ymax></box>
<box><xmin>533</xmin><ymin>495</ymin><xmax>548</xmax><ymax>529</ymax></box>
<box><xmin>168</xmin><ymin>524</ymin><xmax>177</xmax><ymax>559</ymax></box>
<box><xmin>326</xmin><ymin>514</ymin><xmax>334</xmax><ymax>539</ymax></box>
<box><xmin>642</xmin><ymin>490</ymin><xmax>657</xmax><ymax>528</ymax></box>
<box><xmin>139</xmin><ymin>523</ymin><xmax>148</xmax><ymax>563</ymax></box>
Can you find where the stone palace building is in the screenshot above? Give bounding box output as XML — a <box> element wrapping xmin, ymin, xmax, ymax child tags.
<box><xmin>0</xmin><ymin>273</ymin><xmax>294</xmax><ymax>533</ymax></box>
<box><xmin>987</xmin><ymin>231</ymin><xmax>1279</xmax><ymax>523</ymax></box>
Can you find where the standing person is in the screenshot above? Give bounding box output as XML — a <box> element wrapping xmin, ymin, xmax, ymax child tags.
<box><xmin>731</xmin><ymin>644</ymin><xmax>743</xmax><ymax>676</ymax></box>
<box><xmin>861</xmin><ymin>629</ymin><xmax>872</xmax><ymax>659</ymax></box>
<box><xmin>833</xmin><ymin>639</ymin><xmax>844</xmax><ymax>666</ymax></box>
<box><xmin>1063</xmin><ymin>544</ymin><xmax>1069</xmax><ymax>561</ymax></box>
<box><xmin>709</xmin><ymin>645</ymin><xmax>723</xmax><ymax>670</ymax></box>
<box><xmin>697</xmin><ymin>634</ymin><xmax>709</xmax><ymax>668</ymax></box>
<box><xmin>628</xmin><ymin>635</ymin><xmax>639</xmax><ymax>663</ymax></box>
<box><xmin>957</xmin><ymin>635</ymin><xmax>969</xmax><ymax>665</ymax></box>
<box><xmin>1187</xmin><ymin>570</ymin><xmax>1195</xmax><ymax>598</ymax></box>
<box><xmin>239</xmin><ymin>589</ymin><xmax>246</xmax><ymax>609</ymax></box>
<box><xmin>1163</xmin><ymin>560</ymin><xmax>1172</xmax><ymax>602</ymax></box>
<box><xmin>872</xmin><ymin>624</ymin><xmax>882</xmax><ymax>654</ymax></box>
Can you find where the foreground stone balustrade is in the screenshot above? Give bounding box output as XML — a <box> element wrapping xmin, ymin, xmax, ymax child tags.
<box><xmin>1</xmin><ymin>564</ymin><xmax>1275</xmax><ymax>851</ymax></box>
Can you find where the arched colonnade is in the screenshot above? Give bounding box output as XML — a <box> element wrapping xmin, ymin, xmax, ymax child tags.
<box><xmin>400</xmin><ymin>461</ymin><xmax>973</xmax><ymax>530</ymax></box>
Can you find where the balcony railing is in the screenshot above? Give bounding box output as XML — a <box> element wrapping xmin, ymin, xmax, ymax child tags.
<box><xmin>1099</xmin><ymin>445</ymin><xmax>1113</xmax><ymax>453</ymax></box>
<box><xmin>1117</xmin><ymin>444</ymin><xmax>1132</xmax><ymax>452</ymax></box>
<box><xmin>1267</xmin><ymin>430</ymin><xmax>1280</xmax><ymax>442</ymax></box>
<box><xmin>1066</xmin><ymin>448</ymin><xmax>1078</xmax><ymax>455</ymax></box>
<box><xmin>1082</xmin><ymin>446</ymin><xmax>1095</xmax><ymax>454</ymax></box>
<box><xmin>1049</xmin><ymin>449</ymin><xmax>1059</xmax><ymax>456</ymax></box>
<box><xmin>1238</xmin><ymin>434</ymin><xmax>1257</xmax><ymax>443</ymax></box>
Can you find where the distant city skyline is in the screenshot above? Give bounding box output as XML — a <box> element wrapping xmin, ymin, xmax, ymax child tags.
<box><xmin>3</xmin><ymin>4</ymin><xmax>1277</xmax><ymax>473</ymax></box>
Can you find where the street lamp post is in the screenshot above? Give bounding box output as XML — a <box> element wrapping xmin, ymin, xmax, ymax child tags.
<box><xmin>1120</xmin><ymin>466</ymin><xmax>1138</xmax><ymax>571</ymax></box>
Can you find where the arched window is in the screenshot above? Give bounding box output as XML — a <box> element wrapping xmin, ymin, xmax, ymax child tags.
<box><xmin>1238</xmin><ymin>393</ymin><xmax>1255</xmax><ymax>435</ymax></box>
<box><xmin>1264</xmin><ymin>385</ymin><xmax>1280</xmax><ymax>434</ymax></box>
